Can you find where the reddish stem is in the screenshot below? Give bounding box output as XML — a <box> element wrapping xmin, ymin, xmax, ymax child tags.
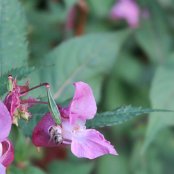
<box><xmin>21</xmin><ymin>100</ymin><xmax>48</xmax><ymax>105</ymax></box>
<box><xmin>20</xmin><ymin>83</ymin><xmax>49</xmax><ymax>95</ymax></box>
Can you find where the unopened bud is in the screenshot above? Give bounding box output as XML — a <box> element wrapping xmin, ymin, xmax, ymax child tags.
<box><xmin>7</xmin><ymin>75</ymin><xmax>13</xmax><ymax>92</ymax></box>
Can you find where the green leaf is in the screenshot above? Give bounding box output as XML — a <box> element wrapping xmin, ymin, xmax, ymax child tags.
<box><xmin>24</xmin><ymin>166</ymin><xmax>46</xmax><ymax>174</ymax></box>
<box><xmin>48</xmin><ymin>161</ymin><xmax>94</xmax><ymax>174</ymax></box>
<box><xmin>47</xmin><ymin>86</ymin><xmax>61</xmax><ymax>125</ymax></box>
<box><xmin>131</xmin><ymin>141</ymin><xmax>163</xmax><ymax>174</ymax></box>
<box><xmin>96</xmin><ymin>155</ymin><xmax>129</xmax><ymax>174</ymax></box>
<box><xmin>143</xmin><ymin>55</ymin><xmax>174</xmax><ymax>151</ymax></box>
<box><xmin>0</xmin><ymin>0</ymin><xmax>28</xmax><ymax>74</ymax></box>
<box><xmin>9</xmin><ymin>165</ymin><xmax>46</xmax><ymax>174</ymax></box>
<box><xmin>27</xmin><ymin>0</ymin><xmax>77</xmax><ymax>61</ymax></box>
<box><xmin>114</xmin><ymin>53</ymin><xmax>145</xmax><ymax>86</ymax></box>
<box><xmin>35</xmin><ymin>30</ymin><xmax>130</xmax><ymax>102</ymax></box>
<box><xmin>88</xmin><ymin>0</ymin><xmax>114</xmax><ymax>17</ymax></box>
<box><xmin>9</xmin><ymin>166</ymin><xmax>23</xmax><ymax>174</ymax></box>
<box><xmin>86</xmin><ymin>106</ymin><xmax>170</xmax><ymax>128</ymax></box>
<box><xmin>135</xmin><ymin>0</ymin><xmax>171</xmax><ymax>63</ymax></box>
<box><xmin>103</xmin><ymin>77</ymin><xmax>126</xmax><ymax>111</ymax></box>
<box><xmin>131</xmin><ymin>130</ymin><xmax>174</xmax><ymax>174</ymax></box>
<box><xmin>64</xmin><ymin>0</ymin><xmax>77</xmax><ymax>8</ymax></box>
<box><xmin>0</xmin><ymin>66</ymin><xmax>34</xmax><ymax>97</ymax></box>
<box><xmin>9</xmin><ymin>126</ymin><xmax>41</xmax><ymax>163</ymax></box>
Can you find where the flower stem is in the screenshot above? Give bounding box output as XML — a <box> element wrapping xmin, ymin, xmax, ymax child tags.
<box><xmin>21</xmin><ymin>100</ymin><xmax>48</xmax><ymax>105</ymax></box>
<box><xmin>20</xmin><ymin>83</ymin><xmax>49</xmax><ymax>95</ymax></box>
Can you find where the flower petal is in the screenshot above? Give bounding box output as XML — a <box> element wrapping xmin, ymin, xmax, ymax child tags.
<box><xmin>71</xmin><ymin>129</ymin><xmax>118</xmax><ymax>159</ymax></box>
<box><xmin>68</xmin><ymin>82</ymin><xmax>97</xmax><ymax>124</ymax></box>
<box><xmin>32</xmin><ymin>113</ymin><xmax>57</xmax><ymax>147</ymax></box>
<box><xmin>110</xmin><ymin>0</ymin><xmax>140</xmax><ymax>28</ymax></box>
<box><xmin>0</xmin><ymin>163</ymin><xmax>6</xmax><ymax>174</ymax></box>
<box><xmin>0</xmin><ymin>143</ymin><xmax>2</xmax><ymax>157</ymax></box>
<box><xmin>58</xmin><ymin>106</ymin><xmax>69</xmax><ymax>119</ymax></box>
<box><xmin>66</xmin><ymin>6</ymin><xmax>77</xmax><ymax>31</ymax></box>
<box><xmin>0</xmin><ymin>139</ymin><xmax>14</xmax><ymax>167</ymax></box>
<box><xmin>0</xmin><ymin>101</ymin><xmax>12</xmax><ymax>142</ymax></box>
<box><xmin>4</xmin><ymin>91</ymin><xmax>20</xmax><ymax>117</ymax></box>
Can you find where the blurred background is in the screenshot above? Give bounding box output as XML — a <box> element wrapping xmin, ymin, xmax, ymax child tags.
<box><xmin>2</xmin><ymin>0</ymin><xmax>174</xmax><ymax>173</ymax></box>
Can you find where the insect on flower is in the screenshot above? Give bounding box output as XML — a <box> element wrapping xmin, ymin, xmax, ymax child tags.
<box><xmin>32</xmin><ymin>82</ymin><xmax>118</xmax><ymax>159</ymax></box>
<box><xmin>48</xmin><ymin>125</ymin><xmax>63</xmax><ymax>144</ymax></box>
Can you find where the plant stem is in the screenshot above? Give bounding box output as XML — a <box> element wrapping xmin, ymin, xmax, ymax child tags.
<box><xmin>20</xmin><ymin>82</ymin><xmax>49</xmax><ymax>95</ymax></box>
<box><xmin>21</xmin><ymin>100</ymin><xmax>48</xmax><ymax>105</ymax></box>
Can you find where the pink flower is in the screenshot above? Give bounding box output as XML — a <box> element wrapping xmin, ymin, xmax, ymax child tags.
<box><xmin>32</xmin><ymin>82</ymin><xmax>117</xmax><ymax>159</ymax></box>
<box><xmin>0</xmin><ymin>101</ymin><xmax>14</xmax><ymax>174</ymax></box>
<box><xmin>4</xmin><ymin>76</ymin><xmax>31</xmax><ymax>125</ymax></box>
<box><xmin>110</xmin><ymin>0</ymin><xmax>140</xmax><ymax>28</ymax></box>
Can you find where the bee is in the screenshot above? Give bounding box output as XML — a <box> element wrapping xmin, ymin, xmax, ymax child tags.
<box><xmin>48</xmin><ymin>125</ymin><xmax>63</xmax><ymax>145</ymax></box>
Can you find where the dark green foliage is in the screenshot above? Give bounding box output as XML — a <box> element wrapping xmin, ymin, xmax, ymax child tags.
<box><xmin>86</xmin><ymin>106</ymin><xmax>171</xmax><ymax>128</ymax></box>
<box><xmin>0</xmin><ymin>0</ymin><xmax>28</xmax><ymax>73</ymax></box>
<box><xmin>0</xmin><ymin>67</ymin><xmax>34</xmax><ymax>96</ymax></box>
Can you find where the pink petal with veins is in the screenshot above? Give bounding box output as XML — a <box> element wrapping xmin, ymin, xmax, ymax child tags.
<box><xmin>71</xmin><ymin>129</ymin><xmax>118</xmax><ymax>159</ymax></box>
<box><xmin>68</xmin><ymin>82</ymin><xmax>97</xmax><ymax>124</ymax></box>
<box><xmin>0</xmin><ymin>101</ymin><xmax>12</xmax><ymax>142</ymax></box>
